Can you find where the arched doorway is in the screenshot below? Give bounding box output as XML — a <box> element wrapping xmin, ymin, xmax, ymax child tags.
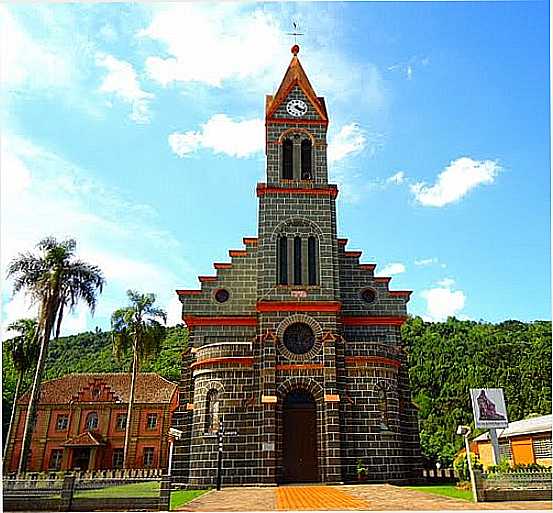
<box><xmin>282</xmin><ymin>390</ymin><xmax>319</xmax><ymax>483</ymax></box>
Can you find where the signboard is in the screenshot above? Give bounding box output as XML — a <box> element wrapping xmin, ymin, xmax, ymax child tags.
<box><xmin>470</xmin><ymin>388</ymin><xmax>509</xmax><ymax>429</ymax></box>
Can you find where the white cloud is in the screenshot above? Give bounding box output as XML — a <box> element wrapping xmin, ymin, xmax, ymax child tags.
<box><xmin>328</xmin><ymin>123</ymin><xmax>367</xmax><ymax>164</ymax></box>
<box><xmin>169</xmin><ymin>115</ymin><xmax>264</xmax><ymax>159</ymax></box>
<box><xmin>166</xmin><ymin>296</ymin><xmax>183</xmax><ymax>327</ymax></box>
<box><xmin>414</xmin><ymin>257</ymin><xmax>438</xmax><ymax>267</ymax></box>
<box><xmin>437</xmin><ymin>278</ymin><xmax>455</xmax><ymax>287</ymax></box>
<box><xmin>387</xmin><ymin>171</ymin><xmax>405</xmax><ymax>185</ymax></box>
<box><xmin>411</xmin><ymin>157</ymin><xmax>501</xmax><ymax>207</ymax></box>
<box><xmin>420</xmin><ymin>284</ymin><xmax>466</xmax><ymax>322</ymax></box>
<box><xmin>140</xmin><ymin>5</ymin><xmax>284</xmax><ymax>88</ymax></box>
<box><xmin>1</xmin><ymin>134</ymin><xmax>192</xmax><ymax>336</ymax></box>
<box><xmin>376</xmin><ymin>262</ymin><xmax>406</xmax><ymax>276</ymax></box>
<box><xmin>96</xmin><ymin>53</ymin><xmax>154</xmax><ymax>124</ymax></box>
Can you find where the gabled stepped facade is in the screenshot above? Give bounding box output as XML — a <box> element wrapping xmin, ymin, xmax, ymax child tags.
<box><xmin>172</xmin><ymin>46</ymin><xmax>421</xmax><ymax>486</ymax></box>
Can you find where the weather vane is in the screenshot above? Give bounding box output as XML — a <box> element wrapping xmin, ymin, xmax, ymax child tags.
<box><xmin>287</xmin><ymin>21</ymin><xmax>304</xmax><ymax>45</ymax></box>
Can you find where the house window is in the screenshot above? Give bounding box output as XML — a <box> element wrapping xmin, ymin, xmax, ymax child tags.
<box><xmin>56</xmin><ymin>415</ymin><xmax>69</xmax><ymax>431</ymax></box>
<box><xmin>112</xmin><ymin>448</ymin><xmax>124</xmax><ymax>469</ymax></box>
<box><xmin>85</xmin><ymin>412</ymin><xmax>98</xmax><ymax>431</ymax></box>
<box><xmin>533</xmin><ymin>437</ymin><xmax>552</xmax><ymax>459</ymax></box>
<box><xmin>301</xmin><ymin>139</ymin><xmax>312</xmax><ymax>179</ymax></box>
<box><xmin>205</xmin><ymin>390</ymin><xmax>221</xmax><ymax>434</ymax></box>
<box><xmin>146</xmin><ymin>413</ymin><xmax>158</xmax><ymax>430</ymax></box>
<box><xmin>498</xmin><ymin>441</ymin><xmax>512</xmax><ymax>461</ymax></box>
<box><xmin>115</xmin><ymin>414</ymin><xmax>127</xmax><ymax>431</ymax></box>
<box><xmin>282</xmin><ymin>139</ymin><xmax>293</xmax><ymax>179</ymax></box>
<box><xmin>49</xmin><ymin>449</ymin><xmax>63</xmax><ymax>470</ymax></box>
<box><xmin>92</xmin><ymin>387</ymin><xmax>101</xmax><ymax>399</ymax></box>
<box><xmin>143</xmin><ymin>447</ymin><xmax>155</xmax><ymax>468</ymax></box>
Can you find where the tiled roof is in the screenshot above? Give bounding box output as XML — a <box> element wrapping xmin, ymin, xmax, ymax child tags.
<box><xmin>62</xmin><ymin>431</ymin><xmax>105</xmax><ymax>447</ymax></box>
<box><xmin>18</xmin><ymin>373</ymin><xmax>177</xmax><ymax>405</ymax></box>
<box><xmin>473</xmin><ymin>414</ymin><xmax>552</xmax><ymax>442</ymax></box>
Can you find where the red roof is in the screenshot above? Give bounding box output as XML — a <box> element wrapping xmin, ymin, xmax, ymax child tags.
<box><xmin>18</xmin><ymin>373</ymin><xmax>177</xmax><ymax>405</ymax></box>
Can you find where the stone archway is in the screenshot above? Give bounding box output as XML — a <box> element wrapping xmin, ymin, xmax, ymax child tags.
<box><xmin>282</xmin><ymin>389</ymin><xmax>319</xmax><ymax>483</ymax></box>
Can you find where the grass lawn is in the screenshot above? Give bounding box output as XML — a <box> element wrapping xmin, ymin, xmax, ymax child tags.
<box><xmin>74</xmin><ymin>481</ymin><xmax>160</xmax><ymax>498</ymax></box>
<box><xmin>406</xmin><ymin>484</ymin><xmax>473</xmax><ymax>502</ymax></box>
<box><xmin>170</xmin><ymin>489</ymin><xmax>208</xmax><ymax>510</ymax></box>
<box><xmin>74</xmin><ymin>481</ymin><xmax>208</xmax><ymax>509</ymax></box>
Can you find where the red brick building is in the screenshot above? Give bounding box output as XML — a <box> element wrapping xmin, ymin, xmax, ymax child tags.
<box><xmin>5</xmin><ymin>373</ymin><xmax>178</xmax><ymax>472</ymax></box>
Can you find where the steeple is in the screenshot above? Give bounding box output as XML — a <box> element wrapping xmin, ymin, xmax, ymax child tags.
<box><xmin>265</xmin><ymin>45</ymin><xmax>328</xmax><ymax>122</ymax></box>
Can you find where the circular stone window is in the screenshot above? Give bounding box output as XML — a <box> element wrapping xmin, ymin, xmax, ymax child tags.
<box><xmin>214</xmin><ymin>289</ymin><xmax>230</xmax><ymax>303</ymax></box>
<box><xmin>360</xmin><ymin>288</ymin><xmax>377</xmax><ymax>304</ymax></box>
<box><xmin>282</xmin><ymin>323</ymin><xmax>315</xmax><ymax>355</ymax></box>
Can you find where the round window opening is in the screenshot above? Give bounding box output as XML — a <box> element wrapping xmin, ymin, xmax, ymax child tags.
<box><xmin>214</xmin><ymin>289</ymin><xmax>230</xmax><ymax>303</ymax></box>
<box><xmin>360</xmin><ymin>288</ymin><xmax>377</xmax><ymax>304</ymax></box>
<box><xmin>282</xmin><ymin>323</ymin><xmax>315</xmax><ymax>355</ymax></box>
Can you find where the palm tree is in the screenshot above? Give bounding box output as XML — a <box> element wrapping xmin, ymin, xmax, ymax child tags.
<box><xmin>7</xmin><ymin>237</ymin><xmax>104</xmax><ymax>473</ymax></box>
<box><xmin>3</xmin><ymin>319</ymin><xmax>39</xmax><ymax>468</ymax></box>
<box><xmin>111</xmin><ymin>290</ymin><xmax>166</xmax><ymax>468</ymax></box>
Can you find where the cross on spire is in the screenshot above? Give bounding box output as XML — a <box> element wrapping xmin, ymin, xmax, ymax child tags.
<box><xmin>287</xmin><ymin>21</ymin><xmax>304</xmax><ymax>47</ymax></box>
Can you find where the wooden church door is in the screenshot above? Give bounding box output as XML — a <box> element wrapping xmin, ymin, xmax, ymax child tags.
<box><xmin>282</xmin><ymin>390</ymin><xmax>319</xmax><ymax>483</ymax></box>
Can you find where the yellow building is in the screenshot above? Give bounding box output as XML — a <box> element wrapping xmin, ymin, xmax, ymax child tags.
<box><xmin>472</xmin><ymin>414</ymin><xmax>552</xmax><ymax>468</ymax></box>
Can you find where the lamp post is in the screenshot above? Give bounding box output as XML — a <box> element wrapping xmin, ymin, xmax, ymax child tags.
<box><xmin>168</xmin><ymin>428</ymin><xmax>184</xmax><ymax>477</ymax></box>
<box><xmin>456</xmin><ymin>425</ymin><xmax>477</xmax><ymax>502</ymax></box>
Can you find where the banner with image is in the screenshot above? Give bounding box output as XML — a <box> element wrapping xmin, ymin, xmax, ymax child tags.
<box><xmin>470</xmin><ymin>388</ymin><xmax>509</xmax><ymax>429</ymax></box>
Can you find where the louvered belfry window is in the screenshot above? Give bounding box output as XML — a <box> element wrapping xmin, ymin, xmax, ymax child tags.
<box><xmin>278</xmin><ymin>236</ymin><xmax>288</xmax><ymax>285</ymax></box>
<box><xmin>293</xmin><ymin>236</ymin><xmax>302</xmax><ymax>285</ymax></box>
<box><xmin>282</xmin><ymin>139</ymin><xmax>293</xmax><ymax>179</ymax></box>
<box><xmin>308</xmin><ymin>236</ymin><xmax>317</xmax><ymax>285</ymax></box>
<box><xmin>301</xmin><ymin>139</ymin><xmax>312</xmax><ymax>179</ymax></box>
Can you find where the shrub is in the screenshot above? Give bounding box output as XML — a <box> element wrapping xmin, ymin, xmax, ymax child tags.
<box><xmin>454</xmin><ymin>452</ymin><xmax>483</xmax><ymax>481</ymax></box>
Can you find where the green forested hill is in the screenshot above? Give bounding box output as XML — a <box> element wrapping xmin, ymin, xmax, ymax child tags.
<box><xmin>3</xmin><ymin>318</ymin><xmax>551</xmax><ymax>465</ymax></box>
<box><xmin>403</xmin><ymin>317</ymin><xmax>551</xmax><ymax>464</ymax></box>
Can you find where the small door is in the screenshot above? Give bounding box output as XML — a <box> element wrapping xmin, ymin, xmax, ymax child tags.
<box><xmin>282</xmin><ymin>390</ymin><xmax>318</xmax><ymax>483</ymax></box>
<box><xmin>72</xmin><ymin>448</ymin><xmax>91</xmax><ymax>470</ymax></box>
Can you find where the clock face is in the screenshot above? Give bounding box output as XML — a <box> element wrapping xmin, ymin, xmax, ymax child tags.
<box><xmin>286</xmin><ymin>99</ymin><xmax>308</xmax><ymax>117</ymax></box>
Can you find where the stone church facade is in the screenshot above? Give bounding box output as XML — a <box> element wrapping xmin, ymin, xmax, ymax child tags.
<box><xmin>172</xmin><ymin>46</ymin><xmax>421</xmax><ymax>487</ymax></box>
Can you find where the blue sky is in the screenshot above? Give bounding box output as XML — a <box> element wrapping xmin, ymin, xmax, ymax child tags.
<box><xmin>1</xmin><ymin>1</ymin><xmax>550</xmax><ymax>336</ymax></box>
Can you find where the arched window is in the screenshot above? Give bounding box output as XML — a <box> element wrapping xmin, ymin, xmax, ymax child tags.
<box><xmin>205</xmin><ymin>390</ymin><xmax>221</xmax><ymax>434</ymax></box>
<box><xmin>301</xmin><ymin>139</ymin><xmax>312</xmax><ymax>179</ymax></box>
<box><xmin>282</xmin><ymin>139</ymin><xmax>293</xmax><ymax>179</ymax></box>
<box><xmin>308</xmin><ymin>236</ymin><xmax>317</xmax><ymax>285</ymax></box>
<box><xmin>293</xmin><ymin>236</ymin><xmax>302</xmax><ymax>285</ymax></box>
<box><xmin>278</xmin><ymin>236</ymin><xmax>288</xmax><ymax>285</ymax></box>
<box><xmin>376</xmin><ymin>382</ymin><xmax>392</xmax><ymax>433</ymax></box>
<box><xmin>85</xmin><ymin>412</ymin><xmax>98</xmax><ymax>431</ymax></box>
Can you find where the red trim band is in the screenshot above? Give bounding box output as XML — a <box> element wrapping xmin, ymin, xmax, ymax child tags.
<box><xmin>243</xmin><ymin>237</ymin><xmax>258</xmax><ymax>245</ymax></box>
<box><xmin>257</xmin><ymin>301</ymin><xmax>341</xmax><ymax>313</ymax></box>
<box><xmin>337</xmin><ymin>238</ymin><xmax>348</xmax><ymax>246</ymax></box>
<box><xmin>345</xmin><ymin>356</ymin><xmax>401</xmax><ymax>368</ymax></box>
<box><xmin>344</xmin><ymin>251</ymin><xmax>362</xmax><ymax>258</ymax></box>
<box><xmin>341</xmin><ymin>316</ymin><xmax>407</xmax><ymax>326</ymax></box>
<box><xmin>257</xmin><ymin>183</ymin><xmax>338</xmax><ymax>199</ymax></box>
<box><xmin>267</xmin><ymin>118</ymin><xmax>328</xmax><ymax>126</ymax></box>
<box><xmin>374</xmin><ymin>277</ymin><xmax>391</xmax><ymax>285</ymax></box>
<box><xmin>184</xmin><ymin>316</ymin><xmax>258</xmax><ymax>327</ymax></box>
<box><xmin>191</xmin><ymin>357</ymin><xmax>254</xmax><ymax>370</ymax></box>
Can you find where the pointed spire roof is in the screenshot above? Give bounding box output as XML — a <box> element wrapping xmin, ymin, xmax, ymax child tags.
<box><xmin>266</xmin><ymin>45</ymin><xmax>328</xmax><ymax>121</ymax></box>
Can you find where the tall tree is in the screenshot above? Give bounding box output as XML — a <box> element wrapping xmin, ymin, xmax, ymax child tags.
<box><xmin>7</xmin><ymin>237</ymin><xmax>104</xmax><ymax>473</ymax></box>
<box><xmin>111</xmin><ymin>290</ymin><xmax>166</xmax><ymax>468</ymax></box>
<box><xmin>2</xmin><ymin>319</ymin><xmax>39</xmax><ymax>468</ymax></box>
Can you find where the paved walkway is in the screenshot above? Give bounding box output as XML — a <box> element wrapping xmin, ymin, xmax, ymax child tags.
<box><xmin>178</xmin><ymin>484</ymin><xmax>552</xmax><ymax>511</ymax></box>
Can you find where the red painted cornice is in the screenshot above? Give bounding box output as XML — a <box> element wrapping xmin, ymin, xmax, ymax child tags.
<box><xmin>198</xmin><ymin>276</ymin><xmax>217</xmax><ymax>283</ymax></box>
<box><xmin>257</xmin><ymin>301</ymin><xmax>341</xmax><ymax>313</ymax></box>
<box><xmin>344</xmin><ymin>251</ymin><xmax>362</xmax><ymax>258</ymax></box>
<box><xmin>229</xmin><ymin>250</ymin><xmax>248</xmax><ymax>257</ymax></box>
<box><xmin>374</xmin><ymin>277</ymin><xmax>392</xmax><ymax>285</ymax></box>
<box><xmin>243</xmin><ymin>237</ymin><xmax>258</xmax><ymax>245</ymax></box>
<box><xmin>176</xmin><ymin>289</ymin><xmax>202</xmax><ymax>296</ymax></box>
<box><xmin>214</xmin><ymin>263</ymin><xmax>232</xmax><ymax>270</ymax></box>
<box><xmin>184</xmin><ymin>316</ymin><xmax>258</xmax><ymax>327</ymax></box>
<box><xmin>341</xmin><ymin>316</ymin><xmax>407</xmax><ymax>326</ymax></box>
<box><xmin>359</xmin><ymin>264</ymin><xmax>377</xmax><ymax>271</ymax></box>
<box><xmin>389</xmin><ymin>291</ymin><xmax>412</xmax><ymax>302</ymax></box>
<box><xmin>266</xmin><ymin>117</ymin><xmax>328</xmax><ymax>126</ymax></box>
<box><xmin>257</xmin><ymin>183</ymin><xmax>338</xmax><ymax>198</ymax></box>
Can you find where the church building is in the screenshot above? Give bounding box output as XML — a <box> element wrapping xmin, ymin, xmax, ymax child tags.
<box><xmin>172</xmin><ymin>46</ymin><xmax>421</xmax><ymax>486</ymax></box>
